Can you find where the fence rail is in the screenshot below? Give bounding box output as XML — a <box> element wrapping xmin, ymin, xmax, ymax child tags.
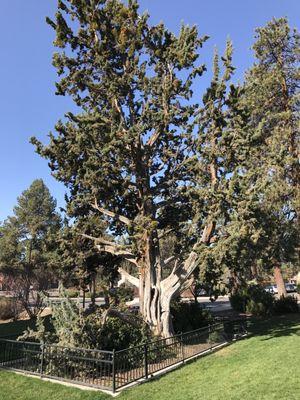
<box><xmin>0</xmin><ymin>319</ymin><xmax>247</xmax><ymax>392</ymax></box>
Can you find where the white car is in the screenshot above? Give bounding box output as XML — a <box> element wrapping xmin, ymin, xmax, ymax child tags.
<box><xmin>285</xmin><ymin>283</ymin><xmax>297</xmax><ymax>293</ymax></box>
<box><xmin>264</xmin><ymin>285</ymin><xmax>278</xmax><ymax>294</ymax></box>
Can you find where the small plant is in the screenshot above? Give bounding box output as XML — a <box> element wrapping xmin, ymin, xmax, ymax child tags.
<box><xmin>273</xmin><ymin>296</ymin><xmax>299</xmax><ymax>314</ymax></box>
<box><xmin>171</xmin><ymin>301</ymin><xmax>213</xmax><ymax>333</ymax></box>
<box><xmin>208</xmin><ymin>329</ymin><xmax>224</xmax><ymax>344</ymax></box>
<box><xmin>245</xmin><ymin>299</ymin><xmax>268</xmax><ymax>317</ymax></box>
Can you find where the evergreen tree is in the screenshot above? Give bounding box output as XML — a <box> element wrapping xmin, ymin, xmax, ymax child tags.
<box><xmin>32</xmin><ymin>0</ymin><xmax>251</xmax><ymax>336</ymax></box>
<box><xmin>243</xmin><ymin>18</ymin><xmax>300</xmax><ymax>295</ymax></box>
<box><xmin>189</xmin><ymin>40</ymin><xmax>257</xmax><ymax>296</ymax></box>
<box><xmin>0</xmin><ymin>179</ymin><xmax>61</xmax><ymax>317</ymax></box>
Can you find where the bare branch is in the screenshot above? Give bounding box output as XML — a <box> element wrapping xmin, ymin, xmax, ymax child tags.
<box><xmin>163</xmin><ymin>256</ymin><xmax>176</xmax><ymax>266</ymax></box>
<box><xmin>91</xmin><ymin>200</ymin><xmax>132</xmax><ymax>226</ymax></box>
<box><xmin>117</xmin><ymin>267</ymin><xmax>139</xmax><ymax>288</ymax></box>
<box><xmin>146</xmin><ymin>129</ymin><xmax>161</xmax><ymax>147</ymax></box>
<box><xmin>81</xmin><ymin>233</ymin><xmax>139</xmax><ymax>267</ymax></box>
<box><xmin>81</xmin><ymin>233</ymin><xmax>118</xmax><ymax>247</ymax></box>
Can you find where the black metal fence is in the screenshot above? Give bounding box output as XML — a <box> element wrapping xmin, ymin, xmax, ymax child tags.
<box><xmin>0</xmin><ymin>319</ymin><xmax>247</xmax><ymax>392</ymax></box>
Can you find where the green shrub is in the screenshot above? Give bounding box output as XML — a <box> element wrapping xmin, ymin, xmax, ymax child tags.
<box><xmin>207</xmin><ymin>329</ymin><xmax>224</xmax><ymax>344</ymax></box>
<box><xmin>65</xmin><ymin>288</ymin><xmax>79</xmax><ymax>297</ymax></box>
<box><xmin>273</xmin><ymin>295</ymin><xmax>299</xmax><ymax>314</ymax></box>
<box><xmin>297</xmin><ymin>284</ymin><xmax>300</xmax><ymax>294</ymax></box>
<box><xmin>171</xmin><ymin>301</ymin><xmax>213</xmax><ymax>333</ymax></box>
<box><xmin>245</xmin><ymin>299</ymin><xmax>268</xmax><ymax>317</ymax></box>
<box><xmin>229</xmin><ymin>285</ymin><xmax>274</xmax><ymax>316</ymax></box>
<box><xmin>101</xmin><ymin>316</ymin><xmax>148</xmax><ymax>350</ymax></box>
<box><xmin>229</xmin><ymin>292</ymin><xmax>247</xmax><ymax>313</ymax></box>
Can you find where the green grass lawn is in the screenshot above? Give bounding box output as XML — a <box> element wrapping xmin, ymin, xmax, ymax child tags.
<box><xmin>0</xmin><ymin>314</ymin><xmax>299</xmax><ymax>400</ymax></box>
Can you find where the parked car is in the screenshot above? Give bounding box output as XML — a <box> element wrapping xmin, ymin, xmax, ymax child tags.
<box><xmin>285</xmin><ymin>283</ymin><xmax>297</xmax><ymax>293</ymax></box>
<box><xmin>264</xmin><ymin>285</ymin><xmax>278</xmax><ymax>294</ymax></box>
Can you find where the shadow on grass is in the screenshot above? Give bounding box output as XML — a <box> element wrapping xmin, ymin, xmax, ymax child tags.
<box><xmin>248</xmin><ymin>313</ymin><xmax>300</xmax><ymax>341</ymax></box>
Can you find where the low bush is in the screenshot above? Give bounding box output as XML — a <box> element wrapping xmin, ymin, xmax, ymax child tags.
<box><xmin>229</xmin><ymin>292</ymin><xmax>247</xmax><ymax>313</ymax></box>
<box><xmin>230</xmin><ymin>285</ymin><xmax>274</xmax><ymax>316</ymax></box>
<box><xmin>83</xmin><ymin>310</ymin><xmax>149</xmax><ymax>351</ymax></box>
<box><xmin>65</xmin><ymin>288</ymin><xmax>79</xmax><ymax>297</ymax></box>
<box><xmin>171</xmin><ymin>301</ymin><xmax>213</xmax><ymax>333</ymax></box>
<box><xmin>0</xmin><ymin>297</ymin><xmax>21</xmax><ymax>320</ymax></box>
<box><xmin>207</xmin><ymin>329</ymin><xmax>224</xmax><ymax>344</ymax></box>
<box><xmin>297</xmin><ymin>284</ymin><xmax>300</xmax><ymax>294</ymax></box>
<box><xmin>273</xmin><ymin>295</ymin><xmax>299</xmax><ymax>314</ymax></box>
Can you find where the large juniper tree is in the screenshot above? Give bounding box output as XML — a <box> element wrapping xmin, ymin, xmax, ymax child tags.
<box><xmin>33</xmin><ymin>0</ymin><xmax>250</xmax><ymax>336</ymax></box>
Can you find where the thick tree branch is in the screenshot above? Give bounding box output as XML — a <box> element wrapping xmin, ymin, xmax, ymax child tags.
<box><xmin>91</xmin><ymin>200</ymin><xmax>132</xmax><ymax>226</ymax></box>
<box><xmin>81</xmin><ymin>233</ymin><xmax>139</xmax><ymax>267</ymax></box>
<box><xmin>117</xmin><ymin>267</ymin><xmax>139</xmax><ymax>288</ymax></box>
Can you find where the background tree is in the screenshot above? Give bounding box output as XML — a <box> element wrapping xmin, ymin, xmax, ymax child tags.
<box><xmin>243</xmin><ymin>18</ymin><xmax>300</xmax><ymax>295</ymax></box>
<box><xmin>0</xmin><ymin>179</ymin><xmax>61</xmax><ymax>317</ymax></box>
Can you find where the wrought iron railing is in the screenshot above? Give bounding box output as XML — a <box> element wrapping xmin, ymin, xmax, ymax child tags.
<box><xmin>0</xmin><ymin>319</ymin><xmax>247</xmax><ymax>392</ymax></box>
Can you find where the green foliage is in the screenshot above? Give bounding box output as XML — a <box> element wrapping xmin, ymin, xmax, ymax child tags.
<box><xmin>297</xmin><ymin>284</ymin><xmax>300</xmax><ymax>294</ymax></box>
<box><xmin>230</xmin><ymin>285</ymin><xmax>274</xmax><ymax>316</ymax></box>
<box><xmin>242</xmin><ymin>18</ymin><xmax>300</xmax><ymax>272</ymax></box>
<box><xmin>65</xmin><ymin>288</ymin><xmax>80</xmax><ymax>298</ymax></box>
<box><xmin>18</xmin><ymin>313</ymin><xmax>53</xmax><ymax>344</ymax></box>
<box><xmin>230</xmin><ymin>285</ymin><xmax>299</xmax><ymax>316</ymax></box>
<box><xmin>207</xmin><ymin>329</ymin><xmax>224</xmax><ymax>344</ymax></box>
<box><xmin>229</xmin><ymin>292</ymin><xmax>247</xmax><ymax>313</ymax></box>
<box><xmin>171</xmin><ymin>301</ymin><xmax>213</xmax><ymax>333</ymax></box>
<box><xmin>108</xmin><ymin>284</ymin><xmax>134</xmax><ymax>306</ymax></box>
<box><xmin>23</xmin><ymin>285</ymin><xmax>148</xmax><ymax>351</ymax></box>
<box><xmin>85</xmin><ymin>312</ymin><xmax>148</xmax><ymax>351</ymax></box>
<box><xmin>273</xmin><ymin>296</ymin><xmax>299</xmax><ymax>314</ymax></box>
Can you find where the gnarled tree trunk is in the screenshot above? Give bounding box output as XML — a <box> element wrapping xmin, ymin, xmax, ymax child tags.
<box><xmin>119</xmin><ymin>247</ymin><xmax>199</xmax><ymax>338</ymax></box>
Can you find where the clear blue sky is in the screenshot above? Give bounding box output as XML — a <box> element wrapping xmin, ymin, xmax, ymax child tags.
<box><xmin>0</xmin><ymin>0</ymin><xmax>299</xmax><ymax>221</ymax></box>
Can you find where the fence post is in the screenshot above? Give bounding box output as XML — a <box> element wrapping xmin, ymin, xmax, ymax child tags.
<box><xmin>112</xmin><ymin>349</ymin><xmax>116</xmax><ymax>393</ymax></box>
<box><xmin>40</xmin><ymin>344</ymin><xmax>45</xmax><ymax>377</ymax></box>
<box><xmin>209</xmin><ymin>324</ymin><xmax>212</xmax><ymax>350</ymax></box>
<box><xmin>181</xmin><ymin>333</ymin><xmax>185</xmax><ymax>363</ymax></box>
<box><xmin>144</xmin><ymin>344</ymin><xmax>149</xmax><ymax>379</ymax></box>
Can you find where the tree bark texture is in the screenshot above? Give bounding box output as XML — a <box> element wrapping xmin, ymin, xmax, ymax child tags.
<box><xmin>274</xmin><ymin>265</ymin><xmax>287</xmax><ymax>297</ymax></box>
